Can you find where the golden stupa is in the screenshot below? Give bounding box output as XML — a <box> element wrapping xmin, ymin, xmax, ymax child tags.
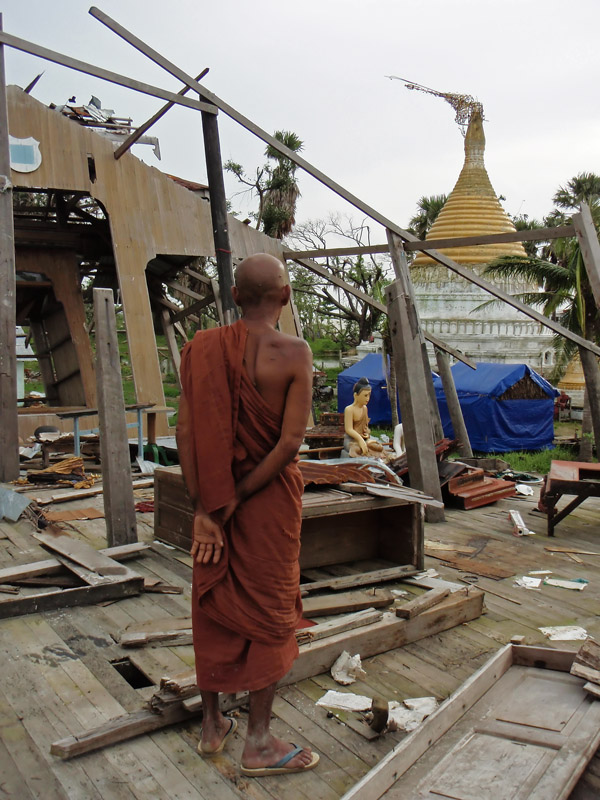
<box><xmin>558</xmin><ymin>354</ymin><xmax>586</xmax><ymax>393</ymax></box>
<box><xmin>412</xmin><ymin>111</ymin><xmax>526</xmax><ymax>273</ymax></box>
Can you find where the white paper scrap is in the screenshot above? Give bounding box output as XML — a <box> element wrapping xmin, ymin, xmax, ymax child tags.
<box><xmin>413</xmin><ymin>568</ymin><xmax>439</xmax><ymax>581</ymax></box>
<box><xmin>316</xmin><ymin>690</ymin><xmax>372</xmax><ymax>712</ymax></box>
<box><xmin>529</xmin><ymin>570</ymin><xmax>552</xmax><ymax>575</ymax></box>
<box><xmin>544</xmin><ymin>578</ymin><xmax>588</xmax><ymax>591</ymax></box>
<box><xmin>539</xmin><ymin>625</ymin><xmax>588</xmax><ymax>641</ymax></box>
<box><xmin>514</xmin><ymin>576</ymin><xmax>541</xmax><ymax>589</ymax></box>
<box><xmin>331</xmin><ymin>651</ymin><xmax>367</xmax><ymax>686</ymax></box>
<box><xmin>388</xmin><ymin>697</ymin><xmax>439</xmax><ymax>732</ymax></box>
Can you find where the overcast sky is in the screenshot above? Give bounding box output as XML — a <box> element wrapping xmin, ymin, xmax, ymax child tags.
<box><xmin>4</xmin><ymin>0</ymin><xmax>600</xmax><ymax>240</ymax></box>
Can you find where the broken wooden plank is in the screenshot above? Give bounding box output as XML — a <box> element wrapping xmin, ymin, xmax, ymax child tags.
<box><xmin>0</xmin><ymin>542</ymin><xmax>150</xmax><ymax>584</ymax></box>
<box><xmin>300</xmin><ymin>565</ymin><xmax>418</xmax><ymax>594</ymax></box>
<box><xmin>583</xmin><ymin>681</ymin><xmax>600</xmax><ymax>699</ymax></box>
<box><xmin>571</xmin><ymin>662</ymin><xmax>600</xmax><ymax>685</ymax></box>
<box><xmin>43</xmin><ymin>507</ymin><xmax>105</xmax><ymax>522</ymax></box>
<box><xmin>544</xmin><ymin>546</ymin><xmax>600</xmax><ymax>556</ymax></box>
<box><xmin>395</xmin><ymin>588</ymin><xmax>450</xmax><ymax>619</ymax></box>
<box><xmin>296</xmin><ymin>608</ymin><xmax>383</xmax><ymax>644</ymax></box>
<box><xmin>425</xmin><ymin>553</ymin><xmax>515</xmax><ymax>580</ymax></box>
<box><xmin>33</xmin><ymin>478</ymin><xmax>154</xmax><ymax>506</ymax></box>
<box><xmin>33</xmin><ymin>528</ymin><xmax>134</xmax><ymax>579</ymax></box>
<box><xmin>574</xmin><ymin>638</ymin><xmax>600</xmax><ymax>672</ymax></box>
<box><xmin>302</xmin><ymin>588</ymin><xmax>394</xmax><ymax>618</ymax></box>
<box><xmin>0</xmin><ymin>576</ymin><xmax>143</xmax><ymax>619</ymax></box>
<box><xmin>51</xmin><ymin>587</ymin><xmax>484</xmax><ymax>758</ymax></box>
<box><xmin>142</xmin><ymin>577</ymin><xmax>183</xmax><ymax>594</ymax></box>
<box><xmin>120</xmin><ymin>617</ymin><xmax>192</xmax><ymax>647</ymax></box>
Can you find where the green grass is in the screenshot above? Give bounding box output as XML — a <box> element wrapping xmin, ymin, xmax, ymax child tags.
<box><xmin>489</xmin><ymin>445</ymin><xmax>588</xmax><ymax>475</ymax></box>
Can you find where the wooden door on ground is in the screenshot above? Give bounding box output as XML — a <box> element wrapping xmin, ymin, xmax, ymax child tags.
<box><xmin>385</xmin><ymin>664</ymin><xmax>600</xmax><ymax>800</ymax></box>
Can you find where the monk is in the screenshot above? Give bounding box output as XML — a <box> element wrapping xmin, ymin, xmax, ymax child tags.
<box><xmin>176</xmin><ymin>253</ymin><xmax>318</xmax><ymax>777</ymax></box>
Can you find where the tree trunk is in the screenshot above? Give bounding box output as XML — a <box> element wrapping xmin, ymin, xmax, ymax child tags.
<box><xmin>579</xmin><ymin>388</ymin><xmax>593</xmax><ymax>462</ymax></box>
<box><xmin>578</xmin><ymin>346</ymin><xmax>600</xmax><ymax>461</ymax></box>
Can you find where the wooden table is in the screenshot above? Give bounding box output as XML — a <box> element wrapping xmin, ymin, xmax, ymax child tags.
<box><xmin>55</xmin><ymin>403</ymin><xmax>170</xmax><ymax>458</ymax></box>
<box><xmin>544</xmin><ymin>460</ymin><xmax>600</xmax><ymax>536</ymax></box>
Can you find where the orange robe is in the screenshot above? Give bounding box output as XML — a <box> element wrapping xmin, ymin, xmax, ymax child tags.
<box><xmin>180</xmin><ymin>320</ymin><xmax>304</xmax><ymax>693</ymax></box>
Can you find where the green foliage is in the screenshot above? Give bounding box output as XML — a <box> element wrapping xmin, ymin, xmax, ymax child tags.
<box><xmin>408</xmin><ymin>194</ymin><xmax>448</xmax><ymax>240</ymax></box>
<box><xmin>225</xmin><ymin>129</ymin><xmax>303</xmax><ymax>238</ymax></box>
<box><xmin>497</xmin><ymin>446</ymin><xmax>594</xmax><ymax>474</ymax></box>
<box><xmin>309</xmin><ymin>338</ymin><xmax>341</xmax><ymax>356</ymax></box>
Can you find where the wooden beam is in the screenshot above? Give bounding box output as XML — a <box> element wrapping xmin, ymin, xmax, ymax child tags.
<box><xmin>0</xmin><ymin>14</ymin><xmax>19</xmax><ymax>481</ymax></box>
<box><xmin>114</xmin><ymin>68</ymin><xmax>209</xmax><ymax>159</ymax></box>
<box><xmin>283</xmin><ymin>225</ymin><xmax>576</xmax><ymax>260</ymax></box>
<box><xmin>159</xmin><ymin>308</ymin><xmax>181</xmax><ymax>389</ymax></box>
<box><xmin>292</xmin><ymin>256</ymin><xmax>476</xmax><ymax>368</ymax></box>
<box><xmin>434</xmin><ymin>347</ymin><xmax>473</xmax><ymax>458</ymax></box>
<box><xmin>93</xmin><ymin>288</ymin><xmax>137</xmax><ymax>546</ymax></box>
<box><xmin>86</xmin><ymin>7</ymin><xmax>600</xmax><ymax>357</ymax></box>
<box><xmin>573</xmin><ymin>203</ymin><xmax>600</xmax><ymax>310</ymax></box>
<box><xmin>421</xmin><ymin>340</ymin><xmax>444</xmax><ymax>442</ymax></box>
<box><xmin>386</xmin><ymin>232</ymin><xmax>444</xmax><ymax>522</ymax></box>
<box><xmin>0</xmin><ymin>30</ymin><xmax>217</xmax><ymax>115</ymax></box>
<box><xmin>404</xmin><ymin>224</ymin><xmax>577</xmax><ymax>251</ymax></box>
<box><xmin>181</xmin><ymin>266</ymin><xmax>213</xmax><ymax>286</ymax></box>
<box><xmin>578</xmin><ymin>346</ymin><xmax>600</xmax><ymax>457</ymax></box>
<box><xmin>171</xmin><ymin>295</ymin><xmax>214</xmax><ymax>324</ymax></box>
<box><xmin>200</xmin><ymin>91</ymin><xmax>237</xmax><ymax>321</ymax></box>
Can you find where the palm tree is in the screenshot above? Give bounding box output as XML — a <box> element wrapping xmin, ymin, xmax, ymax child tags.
<box><xmin>408</xmin><ymin>194</ymin><xmax>448</xmax><ymax>240</ymax></box>
<box><xmin>261</xmin><ymin>131</ymin><xmax>304</xmax><ymax>239</ymax></box>
<box><xmin>482</xmin><ymin>173</ymin><xmax>600</xmax><ymax>458</ymax></box>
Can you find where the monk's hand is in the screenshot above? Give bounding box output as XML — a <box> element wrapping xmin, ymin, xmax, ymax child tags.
<box><xmin>359</xmin><ymin>438</ymin><xmax>369</xmax><ymax>455</ymax></box>
<box><xmin>191</xmin><ymin>510</ymin><xmax>223</xmax><ymax>565</ymax></box>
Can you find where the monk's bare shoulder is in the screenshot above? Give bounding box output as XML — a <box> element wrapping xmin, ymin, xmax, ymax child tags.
<box><xmin>275</xmin><ymin>332</ymin><xmax>312</xmax><ymax>369</ymax></box>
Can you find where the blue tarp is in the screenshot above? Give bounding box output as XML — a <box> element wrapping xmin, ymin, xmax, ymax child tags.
<box><xmin>337</xmin><ymin>353</ymin><xmax>393</xmax><ymax>425</ymax></box>
<box><xmin>433</xmin><ymin>362</ymin><xmax>559</xmax><ymax>452</ymax></box>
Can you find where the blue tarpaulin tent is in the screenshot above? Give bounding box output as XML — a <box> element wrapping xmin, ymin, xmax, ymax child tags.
<box><xmin>337</xmin><ymin>353</ymin><xmax>393</xmax><ymax>425</ymax></box>
<box><xmin>433</xmin><ymin>362</ymin><xmax>559</xmax><ymax>452</ymax></box>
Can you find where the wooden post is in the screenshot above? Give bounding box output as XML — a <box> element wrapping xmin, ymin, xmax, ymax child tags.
<box><xmin>386</xmin><ymin>230</ymin><xmax>444</xmax><ymax>522</ymax></box>
<box><xmin>435</xmin><ymin>348</ymin><xmax>473</xmax><ymax>458</ymax></box>
<box><xmin>200</xmin><ymin>100</ymin><xmax>238</xmax><ymax>324</ymax></box>
<box><xmin>160</xmin><ymin>309</ymin><xmax>181</xmax><ymax>390</ymax></box>
<box><xmin>421</xmin><ymin>341</ymin><xmax>444</xmax><ymax>442</ymax></box>
<box><xmin>93</xmin><ymin>289</ymin><xmax>137</xmax><ymax>546</ymax></box>
<box><xmin>573</xmin><ymin>203</ymin><xmax>600</xmax><ymax>310</ymax></box>
<box><xmin>0</xmin><ymin>14</ymin><xmax>19</xmax><ymax>481</ymax></box>
<box><xmin>578</xmin><ymin>346</ymin><xmax>600</xmax><ymax>456</ymax></box>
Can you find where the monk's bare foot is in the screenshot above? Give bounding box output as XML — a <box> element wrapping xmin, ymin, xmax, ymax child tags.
<box><xmin>200</xmin><ymin>714</ymin><xmax>234</xmax><ymax>754</ymax></box>
<box><xmin>242</xmin><ymin>735</ymin><xmax>313</xmax><ymax>770</ymax></box>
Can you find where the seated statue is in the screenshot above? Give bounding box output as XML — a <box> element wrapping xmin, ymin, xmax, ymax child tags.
<box><xmin>343</xmin><ymin>377</ymin><xmax>385</xmax><ymax>458</ymax></box>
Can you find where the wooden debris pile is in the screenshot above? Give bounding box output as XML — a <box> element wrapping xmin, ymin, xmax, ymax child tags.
<box><xmin>50</xmin><ymin>574</ymin><xmax>484</xmax><ymax>760</ymax></box>
<box><xmin>0</xmin><ymin>527</ymin><xmax>148</xmax><ymax>617</ymax></box>
<box><xmin>571</xmin><ymin>638</ymin><xmax>600</xmax><ymax>699</ymax></box>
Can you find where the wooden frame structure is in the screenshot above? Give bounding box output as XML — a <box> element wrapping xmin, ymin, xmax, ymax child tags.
<box><xmin>342</xmin><ymin>644</ymin><xmax>600</xmax><ymax>800</ymax></box>
<box><xmin>1</xmin><ymin>6</ymin><xmax>600</xmax><ymax>498</ymax></box>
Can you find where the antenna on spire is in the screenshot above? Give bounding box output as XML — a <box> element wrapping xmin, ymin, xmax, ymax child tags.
<box><xmin>385</xmin><ymin>76</ymin><xmax>484</xmax><ymax>136</ymax></box>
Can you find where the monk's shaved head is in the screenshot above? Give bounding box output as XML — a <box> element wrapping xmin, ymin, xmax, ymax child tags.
<box><xmin>233</xmin><ymin>253</ymin><xmax>289</xmax><ymax>309</ymax></box>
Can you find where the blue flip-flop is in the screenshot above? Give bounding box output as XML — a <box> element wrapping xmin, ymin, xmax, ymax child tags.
<box><xmin>198</xmin><ymin>717</ymin><xmax>238</xmax><ymax>756</ymax></box>
<box><xmin>241</xmin><ymin>744</ymin><xmax>320</xmax><ymax>776</ymax></box>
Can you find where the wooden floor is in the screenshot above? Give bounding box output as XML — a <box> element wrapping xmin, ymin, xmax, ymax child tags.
<box><xmin>0</xmin><ymin>483</ymin><xmax>599</xmax><ymax>800</ymax></box>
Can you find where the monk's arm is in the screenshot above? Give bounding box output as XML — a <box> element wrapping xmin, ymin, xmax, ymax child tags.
<box><xmin>176</xmin><ymin>393</ymin><xmax>223</xmax><ymax>564</ymax></box>
<box><xmin>230</xmin><ymin>343</ymin><xmax>313</xmax><ymax>509</ymax></box>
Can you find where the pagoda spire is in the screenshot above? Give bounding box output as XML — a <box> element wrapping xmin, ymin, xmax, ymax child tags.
<box><xmin>413</xmin><ymin>111</ymin><xmax>526</xmax><ymax>268</ymax></box>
